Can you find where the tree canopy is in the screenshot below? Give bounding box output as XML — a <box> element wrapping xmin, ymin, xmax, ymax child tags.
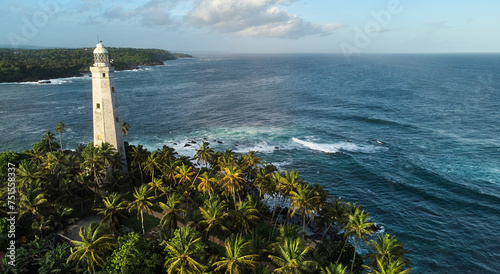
<box><xmin>0</xmin><ymin>47</ymin><xmax>192</xmax><ymax>82</ymax></box>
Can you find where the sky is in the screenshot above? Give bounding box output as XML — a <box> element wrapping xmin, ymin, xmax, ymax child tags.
<box><xmin>1</xmin><ymin>0</ymin><xmax>499</xmax><ymax>54</ymax></box>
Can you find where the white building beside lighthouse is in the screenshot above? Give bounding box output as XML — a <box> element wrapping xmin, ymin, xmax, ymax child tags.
<box><xmin>90</xmin><ymin>42</ymin><xmax>127</xmax><ymax>171</ymax></box>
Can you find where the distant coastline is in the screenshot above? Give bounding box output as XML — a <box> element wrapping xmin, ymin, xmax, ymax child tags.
<box><xmin>0</xmin><ymin>48</ymin><xmax>194</xmax><ymax>83</ymax></box>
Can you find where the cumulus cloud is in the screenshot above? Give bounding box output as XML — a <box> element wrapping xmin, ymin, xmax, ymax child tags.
<box><xmin>184</xmin><ymin>0</ymin><xmax>342</xmax><ymax>39</ymax></box>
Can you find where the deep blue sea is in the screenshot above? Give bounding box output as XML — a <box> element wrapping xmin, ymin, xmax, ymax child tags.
<box><xmin>1</xmin><ymin>53</ymin><xmax>500</xmax><ymax>273</ymax></box>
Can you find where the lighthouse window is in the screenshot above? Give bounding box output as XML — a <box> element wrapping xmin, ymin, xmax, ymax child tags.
<box><xmin>103</xmin><ymin>73</ymin><xmax>106</xmax><ymax>77</ymax></box>
<box><xmin>96</xmin><ymin>103</ymin><xmax>100</xmax><ymax>109</ymax></box>
<box><xmin>112</xmin><ymin>87</ymin><xmax>115</xmax><ymax>92</ymax></box>
<box><xmin>98</xmin><ymin>134</ymin><xmax>102</xmax><ymax>140</ymax></box>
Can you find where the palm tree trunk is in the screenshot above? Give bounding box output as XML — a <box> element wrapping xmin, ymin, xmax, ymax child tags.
<box><xmin>139</xmin><ymin>165</ymin><xmax>144</xmax><ymax>185</ymax></box>
<box><xmin>59</xmin><ymin>134</ymin><xmax>63</xmax><ymax>152</ymax></box>
<box><xmin>302</xmin><ymin>214</ymin><xmax>306</xmax><ymax>235</ymax></box>
<box><xmin>233</xmin><ymin>193</ymin><xmax>237</xmax><ymax>210</ymax></box>
<box><xmin>270</xmin><ymin>196</ymin><xmax>286</xmax><ymax>241</ymax></box>
<box><xmin>336</xmin><ymin>237</ymin><xmax>349</xmax><ymax>264</ymax></box>
<box><xmin>320</xmin><ymin>222</ymin><xmax>333</xmax><ymax>241</ymax></box>
<box><xmin>141</xmin><ymin>210</ymin><xmax>145</xmax><ymax>235</ymax></box>
<box><xmin>193</xmin><ymin>166</ymin><xmax>202</xmax><ymax>186</ymax></box>
<box><xmin>351</xmin><ymin>241</ymin><xmax>358</xmax><ymax>273</ymax></box>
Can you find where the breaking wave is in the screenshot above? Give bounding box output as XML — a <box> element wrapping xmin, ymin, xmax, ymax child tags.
<box><xmin>291</xmin><ymin>137</ymin><xmax>385</xmax><ymax>154</ymax></box>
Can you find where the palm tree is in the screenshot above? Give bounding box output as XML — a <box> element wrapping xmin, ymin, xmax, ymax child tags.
<box><xmin>163</xmin><ymin>160</ymin><xmax>181</xmax><ymax>184</ymax></box>
<box><xmin>94</xmin><ymin>192</ymin><xmax>128</xmax><ymax>235</ymax></box>
<box><xmin>48</xmin><ymin>205</ymin><xmax>78</xmax><ymax>231</ymax></box>
<box><xmin>230</xmin><ymin>197</ymin><xmax>260</xmax><ymax>235</ymax></box>
<box><xmin>148</xmin><ymin>177</ymin><xmax>164</xmax><ymax>199</ymax></box>
<box><xmin>143</xmin><ymin>151</ymin><xmax>160</xmax><ymax>182</ymax></box>
<box><xmin>121</xmin><ymin>122</ymin><xmax>130</xmax><ymax>136</ymax></box>
<box><xmin>253</xmin><ymin>167</ymin><xmax>271</xmax><ymax>198</ymax></box>
<box><xmin>42</xmin><ymin>151</ymin><xmax>63</xmax><ymax>174</ymax></box>
<box><xmin>163</xmin><ymin>226</ymin><xmax>207</xmax><ymax>273</ymax></box>
<box><xmin>320</xmin><ymin>262</ymin><xmax>348</xmax><ymax>274</ymax></box>
<box><xmin>159</xmin><ymin>192</ymin><xmax>186</xmax><ymax>238</ymax></box>
<box><xmin>366</xmin><ymin>257</ymin><xmax>412</xmax><ymax>274</ymax></box>
<box><xmin>99</xmin><ymin>142</ymin><xmax>118</xmax><ymax>167</ymax></box>
<box><xmin>67</xmin><ymin>222</ymin><xmax>116</xmax><ymax>273</ymax></box>
<box><xmin>194</xmin><ymin>142</ymin><xmax>213</xmax><ymax>168</ymax></box>
<box><xmin>174</xmin><ymin>163</ymin><xmax>195</xmax><ymax>186</ymax></box>
<box><xmin>319</xmin><ymin>199</ymin><xmax>349</xmax><ymax>241</ymax></box>
<box><xmin>55</xmin><ymin>122</ymin><xmax>66</xmax><ymax>152</ymax></box>
<box><xmin>43</xmin><ymin>131</ymin><xmax>57</xmax><ymax>151</ymax></box>
<box><xmin>198</xmin><ymin>197</ymin><xmax>229</xmax><ymax>242</ymax></box>
<box><xmin>269</xmin><ymin>224</ymin><xmax>304</xmax><ymax>254</ymax></box>
<box><xmin>26</xmin><ymin>146</ymin><xmax>45</xmax><ymax>165</ymax></box>
<box><xmin>16</xmin><ymin>160</ymin><xmax>44</xmax><ymax>189</ymax></box>
<box><xmin>213</xmin><ymin>235</ymin><xmax>258</xmax><ymax>274</ymax></box>
<box><xmin>268</xmin><ymin>237</ymin><xmax>317</xmax><ymax>273</ymax></box>
<box><xmin>128</xmin><ymin>185</ymin><xmax>155</xmax><ymax>234</ymax></box>
<box><xmin>289</xmin><ymin>182</ymin><xmax>320</xmax><ymax>234</ymax></box>
<box><xmin>240</xmin><ymin>150</ymin><xmax>262</xmax><ymax>180</ymax></box>
<box><xmin>275</xmin><ymin>170</ymin><xmax>301</xmax><ymax>225</ymax></box>
<box><xmin>345</xmin><ymin>209</ymin><xmax>375</xmax><ymax>273</ymax></box>
<box><xmin>217</xmin><ymin>149</ymin><xmax>236</xmax><ymax>171</ymax></box>
<box><xmin>18</xmin><ymin>186</ymin><xmax>49</xmax><ymax>223</ymax></box>
<box><xmin>157</xmin><ymin>145</ymin><xmax>178</xmax><ymax>165</ymax></box>
<box><xmin>220</xmin><ymin>165</ymin><xmax>245</xmax><ymax>208</ymax></box>
<box><xmin>366</xmin><ymin>234</ymin><xmax>410</xmax><ymax>271</ymax></box>
<box><xmin>197</xmin><ymin>171</ymin><xmax>217</xmax><ymax>198</ymax></box>
<box><xmin>81</xmin><ymin>144</ymin><xmax>106</xmax><ymax>185</ymax></box>
<box><xmin>269</xmin><ymin>172</ymin><xmax>283</xmax><ymax>223</ymax></box>
<box><xmin>130</xmin><ymin>145</ymin><xmax>148</xmax><ymax>184</ymax></box>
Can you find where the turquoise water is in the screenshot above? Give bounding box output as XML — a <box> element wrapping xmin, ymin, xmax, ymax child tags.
<box><xmin>1</xmin><ymin>54</ymin><xmax>500</xmax><ymax>273</ymax></box>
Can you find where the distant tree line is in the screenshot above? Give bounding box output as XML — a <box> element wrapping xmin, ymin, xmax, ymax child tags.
<box><xmin>0</xmin><ymin>48</ymin><xmax>193</xmax><ymax>82</ymax></box>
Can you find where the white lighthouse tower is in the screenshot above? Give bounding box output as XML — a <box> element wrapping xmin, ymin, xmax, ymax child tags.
<box><xmin>90</xmin><ymin>42</ymin><xmax>127</xmax><ymax>172</ymax></box>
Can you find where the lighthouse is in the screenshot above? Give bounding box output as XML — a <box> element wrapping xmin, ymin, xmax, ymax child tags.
<box><xmin>90</xmin><ymin>42</ymin><xmax>127</xmax><ymax>172</ymax></box>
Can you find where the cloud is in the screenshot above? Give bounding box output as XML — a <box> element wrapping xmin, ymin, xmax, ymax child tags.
<box><xmin>184</xmin><ymin>0</ymin><xmax>342</xmax><ymax>39</ymax></box>
<box><xmin>86</xmin><ymin>0</ymin><xmax>180</xmax><ymax>27</ymax></box>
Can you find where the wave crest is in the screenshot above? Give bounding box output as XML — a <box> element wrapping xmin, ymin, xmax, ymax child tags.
<box><xmin>292</xmin><ymin>137</ymin><xmax>384</xmax><ymax>154</ymax></box>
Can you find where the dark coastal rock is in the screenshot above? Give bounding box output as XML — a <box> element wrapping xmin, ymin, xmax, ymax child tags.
<box><xmin>184</xmin><ymin>144</ymin><xmax>191</xmax><ymax>147</ymax></box>
<box><xmin>370</xmin><ymin>223</ymin><xmax>382</xmax><ymax>232</ymax></box>
<box><xmin>190</xmin><ymin>140</ymin><xmax>197</xmax><ymax>144</ymax></box>
<box><xmin>217</xmin><ymin>141</ymin><xmax>223</xmax><ymax>144</ymax></box>
<box><xmin>275</xmin><ymin>147</ymin><xmax>279</xmax><ymax>150</ymax></box>
<box><xmin>173</xmin><ymin>143</ymin><xmax>177</xmax><ymax>145</ymax></box>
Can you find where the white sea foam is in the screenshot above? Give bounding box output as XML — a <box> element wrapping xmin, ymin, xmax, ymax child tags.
<box><xmin>234</xmin><ymin>141</ymin><xmax>277</xmax><ymax>154</ymax></box>
<box><xmin>1</xmin><ymin>75</ymin><xmax>88</xmax><ymax>85</ymax></box>
<box><xmin>292</xmin><ymin>137</ymin><xmax>385</xmax><ymax>154</ymax></box>
<box><xmin>292</xmin><ymin>138</ymin><xmax>341</xmax><ymax>153</ymax></box>
<box><xmin>272</xmin><ymin>160</ymin><xmax>293</xmax><ymax>171</ymax></box>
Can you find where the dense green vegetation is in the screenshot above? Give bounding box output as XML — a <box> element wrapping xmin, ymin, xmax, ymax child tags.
<box><xmin>0</xmin><ymin>48</ymin><xmax>192</xmax><ymax>82</ymax></box>
<box><xmin>0</xmin><ymin>124</ymin><xmax>411</xmax><ymax>273</ymax></box>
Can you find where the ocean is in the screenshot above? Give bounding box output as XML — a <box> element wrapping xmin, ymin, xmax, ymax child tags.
<box><xmin>1</xmin><ymin>53</ymin><xmax>499</xmax><ymax>273</ymax></box>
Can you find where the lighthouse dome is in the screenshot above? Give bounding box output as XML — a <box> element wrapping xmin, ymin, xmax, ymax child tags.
<box><xmin>93</xmin><ymin>42</ymin><xmax>108</xmax><ymax>54</ymax></box>
<box><xmin>93</xmin><ymin>42</ymin><xmax>110</xmax><ymax>67</ymax></box>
